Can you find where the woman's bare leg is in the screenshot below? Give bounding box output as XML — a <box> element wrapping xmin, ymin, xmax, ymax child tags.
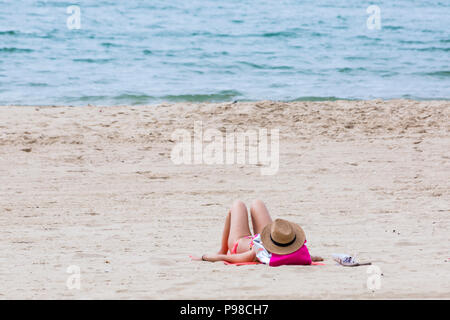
<box><xmin>250</xmin><ymin>199</ymin><xmax>273</xmax><ymax>234</ymax></box>
<box><xmin>227</xmin><ymin>200</ymin><xmax>252</xmax><ymax>251</ymax></box>
<box><xmin>217</xmin><ymin>210</ymin><xmax>231</xmax><ymax>254</ymax></box>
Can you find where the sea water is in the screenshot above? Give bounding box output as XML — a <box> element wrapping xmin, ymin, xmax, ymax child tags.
<box><xmin>0</xmin><ymin>0</ymin><xmax>448</xmax><ymax>105</ymax></box>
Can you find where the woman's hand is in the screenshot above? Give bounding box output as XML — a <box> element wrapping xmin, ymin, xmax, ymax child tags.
<box><xmin>189</xmin><ymin>255</ymin><xmax>204</xmax><ymax>261</ymax></box>
<box><xmin>190</xmin><ymin>254</ymin><xmax>214</xmax><ymax>262</ymax></box>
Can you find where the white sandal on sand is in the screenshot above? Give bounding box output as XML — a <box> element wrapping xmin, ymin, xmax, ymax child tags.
<box><xmin>332</xmin><ymin>253</ymin><xmax>372</xmax><ymax>267</ymax></box>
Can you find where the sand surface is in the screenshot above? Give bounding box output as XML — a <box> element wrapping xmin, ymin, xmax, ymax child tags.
<box><xmin>0</xmin><ymin>100</ymin><xmax>449</xmax><ymax>299</ymax></box>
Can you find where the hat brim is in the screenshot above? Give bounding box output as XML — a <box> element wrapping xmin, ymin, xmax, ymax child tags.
<box><xmin>260</xmin><ymin>221</ymin><xmax>306</xmax><ymax>255</ymax></box>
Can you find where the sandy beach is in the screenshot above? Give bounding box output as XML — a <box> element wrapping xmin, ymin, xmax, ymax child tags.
<box><xmin>0</xmin><ymin>100</ymin><xmax>449</xmax><ymax>299</ymax></box>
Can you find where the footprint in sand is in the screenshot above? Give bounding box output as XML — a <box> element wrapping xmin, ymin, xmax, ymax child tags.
<box><xmin>153</xmin><ymin>258</ymin><xmax>174</xmax><ymax>266</ymax></box>
<box><xmin>395</xmin><ymin>240</ymin><xmax>420</xmax><ymax>246</ymax></box>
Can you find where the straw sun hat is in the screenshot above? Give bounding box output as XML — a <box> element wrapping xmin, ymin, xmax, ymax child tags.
<box><xmin>260</xmin><ymin>219</ymin><xmax>306</xmax><ymax>255</ymax></box>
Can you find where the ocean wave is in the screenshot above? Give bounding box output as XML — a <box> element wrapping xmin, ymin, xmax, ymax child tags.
<box><xmin>384</xmin><ymin>26</ymin><xmax>404</xmax><ymax>31</ymax></box>
<box><xmin>0</xmin><ymin>29</ymin><xmax>58</xmax><ymax>39</ymax></box>
<box><xmin>289</xmin><ymin>96</ymin><xmax>347</xmax><ymax>102</ymax></box>
<box><xmin>161</xmin><ymin>90</ymin><xmax>242</xmax><ymax>102</ymax></box>
<box><xmin>113</xmin><ymin>94</ymin><xmax>154</xmax><ymax>105</ymax></box>
<box><xmin>415</xmin><ymin>47</ymin><xmax>450</xmax><ymax>52</ymax></box>
<box><xmin>101</xmin><ymin>42</ymin><xmax>124</xmax><ymax>48</ymax></box>
<box><xmin>262</xmin><ymin>31</ymin><xmax>298</xmax><ymax>38</ymax></box>
<box><xmin>60</xmin><ymin>91</ymin><xmax>243</xmax><ymax>105</ymax></box>
<box><xmin>64</xmin><ymin>94</ymin><xmax>153</xmax><ymax>105</ymax></box>
<box><xmin>337</xmin><ymin>67</ymin><xmax>367</xmax><ymax>73</ymax></box>
<box><xmin>72</xmin><ymin>58</ymin><xmax>115</xmax><ymax>63</ymax></box>
<box><xmin>238</xmin><ymin>61</ymin><xmax>294</xmax><ymax>70</ymax></box>
<box><xmin>421</xmin><ymin>71</ymin><xmax>450</xmax><ymax>77</ymax></box>
<box><xmin>27</xmin><ymin>83</ymin><xmax>49</xmax><ymax>87</ymax></box>
<box><xmin>0</xmin><ymin>47</ymin><xmax>34</xmax><ymax>53</ymax></box>
<box><xmin>0</xmin><ymin>30</ymin><xmax>18</xmax><ymax>36</ymax></box>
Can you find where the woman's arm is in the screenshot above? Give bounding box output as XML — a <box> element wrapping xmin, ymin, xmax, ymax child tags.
<box><xmin>203</xmin><ymin>250</ymin><xmax>256</xmax><ymax>263</ymax></box>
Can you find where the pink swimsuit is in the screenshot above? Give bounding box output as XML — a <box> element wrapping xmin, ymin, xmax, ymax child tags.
<box><xmin>230</xmin><ymin>235</ymin><xmax>254</xmax><ymax>254</ymax></box>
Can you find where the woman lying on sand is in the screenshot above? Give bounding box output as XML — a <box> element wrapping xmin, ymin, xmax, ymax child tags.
<box><xmin>192</xmin><ymin>200</ymin><xmax>323</xmax><ymax>266</ymax></box>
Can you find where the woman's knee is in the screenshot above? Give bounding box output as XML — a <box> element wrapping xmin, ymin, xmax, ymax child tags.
<box><xmin>232</xmin><ymin>199</ymin><xmax>247</xmax><ymax>210</ymax></box>
<box><xmin>250</xmin><ymin>199</ymin><xmax>265</xmax><ymax>211</ymax></box>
